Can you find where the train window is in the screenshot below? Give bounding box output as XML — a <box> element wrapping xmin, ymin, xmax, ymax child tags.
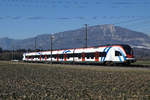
<box><xmin>70</xmin><ymin>54</ymin><xmax>74</xmax><ymax>57</ymax></box>
<box><xmin>28</xmin><ymin>56</ymin><xmax>32</xmax><ymax>59</ymax></box>
<box><xmin>85</xmin><ymin>53</ymin><xmax>89</xmax><ymax>57</ymax></box>
<box><xmin>66</xmin><ymin>54</ymin><xmax>72</xmax><ymax>58</ymax></box>
<box><xmin>41</xmin><ymin>55</ymin><xmax>45</xmax><ymax>58</ymax></box>
<box><xmin>26</xmin><ymin>56</ymin><xmax>29</xmax><ymax>58</ymax></box>
<box><xmin>31</xmin><ymin>56</ymin><xmax>34</xmax><ymax>59</ymax></box>
<box><xmin>34</xmin><ymin>55</ymin><xmax>39</xmax><ymax>58</ymax></box>
<box><xmin>60</xmin><ymin>54</ymin><xmax>64</xmax><ymax>59</ymax></box>
<box><xmin>91</xmin><ymin>57</ymin><xmax>94</xmax><ymax>59</ymax></box>
<box><xmin>85</xmin><ymin>53</ymin><xmax>94</xmax><ymax>58</ymax></box>
<box><xmin>99</xmin><ymin>52</ymin><xmax>106</xmax><ymax>57</ymax></box>
<box><xmin>52</xmin><ymin>55</ymin><xmax>56</xmax><ymax>58</ymax></box>
<box><xmin>78</xmin><ymin>53</ymin><xmax>82</xmax><ymax>57</ymax></box>
<box><xmin>71</xmin><ymin>54</ymin><xmax>74</xmax><ymax>57</ymax></box>
<box><xmin>47</xmin><ymin>55</ymin><xmax>51</xmax><ymax>58</ymax></box>
<box><xmin>74</xmin><ymin>53</ymin><xmax>81</xmax><ymax>57</ymax></box>
<box><xmin>115</xmin><ymin>51</ymin><xmax>122</xmax><ymax>56</ymax></box>
<box><xmin>122</xmin><ymin>45</ymin><xmax>132</xmax><ymax>55</ymax></box>
<box><xmin>73</xmin><ymin>53</ymin><xmax>77</xmax><ymax>57</ymax></box>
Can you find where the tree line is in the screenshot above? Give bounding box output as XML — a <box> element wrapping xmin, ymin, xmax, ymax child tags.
<box><xmin>0</xmin><ymin>47</ymin><xmax>43</xmax><ymax>61</ymax></box>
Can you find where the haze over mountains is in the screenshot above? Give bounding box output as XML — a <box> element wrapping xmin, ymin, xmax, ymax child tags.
<box><xmin>0</xmin><ymin>24</ymin><xmax>150</xmax><ymax>50</ymax></box>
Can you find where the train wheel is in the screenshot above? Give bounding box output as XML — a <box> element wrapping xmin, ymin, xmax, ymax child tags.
<box><xmin>124</xmin><ymin>62</ymin><xmax>131</xmax><ymax>66</ymax></box>
<box><xmin>105</xmin><ymin>61</ymin><xmax>114</xmax><ymax>66</ymax></box>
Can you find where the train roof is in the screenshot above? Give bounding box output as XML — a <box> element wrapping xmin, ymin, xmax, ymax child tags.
<box><xmin>24</xmin><ymin>44</ymin><xmax>131</xmax><ymax>54</ymax></box>
<box><xmin>92</xmin><ymin>44</ymin><xmax>130</xmax><ymax>48</ymax></box>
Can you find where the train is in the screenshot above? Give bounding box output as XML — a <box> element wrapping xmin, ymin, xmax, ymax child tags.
<box><xmin>23</xmin><ymin>44</ymin><xmax>136</xmax><ymax>65</ymax></box>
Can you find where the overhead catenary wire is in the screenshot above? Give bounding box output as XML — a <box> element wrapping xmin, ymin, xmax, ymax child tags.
<box><xmin>111</xmin><ymin>17</ymin><xmax>150</xmax><ymax>33</ymax></box>
<box><xmin>113</xmin><ymin>16</ymin><xmax>150</xmax><ymax>25</ymax></box>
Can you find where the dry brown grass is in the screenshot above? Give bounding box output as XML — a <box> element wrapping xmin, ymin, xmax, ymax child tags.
<box><xmin>0</xmin><ymin>61</ymin><xmax>150</xmax><ymax>100</ymax></box>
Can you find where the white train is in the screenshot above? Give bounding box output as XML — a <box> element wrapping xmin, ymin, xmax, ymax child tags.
<box><xmin>23</xmin><ymin>44</ymin><xmax>136</xmax><ymax>65</ymax></box>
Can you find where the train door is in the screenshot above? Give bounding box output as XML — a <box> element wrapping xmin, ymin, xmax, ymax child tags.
<box><xmin>57</xmin><ymin>54</ymin><xmax>59</xmax><ymax>62</ymax></box>
<box><xmin>95</xmin><ymin>52</ymin><xmax>99</xmax><ymax>62</ymax></box>
<box><xmin>31</xmin><ymin>56</ymin><xmax>33</xmax><ymax>62</ymax></box>
<box><xmin>44</xmin><ymin>55</ymin><xmax>47</xmax><ymax>61</ymax></box>
<box><xmin>64</xmin><ymin>54</ymin><xmax>67</xmax><ymax>61</ymax></box>
<box><xmin>82</xmin><ymin>52</ymin><xmax>85</xmax><ymax>61</ymax></box>
<box><xmin>40</xmin><ymin>55</ymin><xmax>42</xmax><ymax>61</ymax></box>
<box><xmin>27</xmin><ymin>56</ymin><xmax>29</xmax><ymax>62</ymax></box>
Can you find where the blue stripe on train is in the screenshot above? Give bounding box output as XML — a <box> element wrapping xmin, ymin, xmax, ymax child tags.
<box><xmin>103</xmin><ymin>47</ymin><xmax>112</xmax><ymax>62</ymax></box>
<box><xmin>101</xmin><ymin>47</ymin><xmax>112</xmax><ymax>62</ymax></box>
<box><xmin>118</xmin><ymin>56</ymin><xmax>122</xmax><ymax>62</ymax></box>
<box><xmin>100</xmin><ymin>47</ymin><xmax>126</xmax><ymax>63</ymax></box>
<box><xmin>118</xmin><ymin>48</ymin><xmax>126</xmax><ymax>61</ymax></box>
<box><xmin>101</xmin><ymin>47</ymin><xmax>108</xmax><ymax>62</ymax></box>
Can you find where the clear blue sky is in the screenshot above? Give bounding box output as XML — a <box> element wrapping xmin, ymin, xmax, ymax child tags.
<box><xmin>0</xmin><ymin>0</ymin><xmax>150</xmax><ymax>39</ymax></box>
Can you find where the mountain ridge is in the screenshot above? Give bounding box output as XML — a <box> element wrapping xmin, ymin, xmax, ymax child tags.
<box><xmin>0</xmin><ymin>24</ymin><xmax>150</xmax><ymax>50</ymax></box>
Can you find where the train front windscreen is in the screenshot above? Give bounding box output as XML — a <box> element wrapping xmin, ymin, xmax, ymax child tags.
<box><xmin>122</xmin><ymin>45</ymin><xmax>134</xmax><ymax>57</ymax></box>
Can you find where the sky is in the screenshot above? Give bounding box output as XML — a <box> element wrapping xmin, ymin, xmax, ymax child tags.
<box><xmin>0</xmin><ymin>0</ymin><xmax>150</xmax><ymax>39</ymax></box>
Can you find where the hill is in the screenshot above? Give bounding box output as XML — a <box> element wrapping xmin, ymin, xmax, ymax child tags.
<box><xmin>0</xmin><ymin>24</ymin><xmax>150</xmax><ymax>50</ymax></box>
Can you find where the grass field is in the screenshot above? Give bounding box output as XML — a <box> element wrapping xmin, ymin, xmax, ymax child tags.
<box><xmin>133</xmin><ymin>60</ymin><xmax>150</xmax><ymax>66</ymax></box>
<box><xmin>0</xmin><ymin>61</ymin><xmax>150</xmax><ymax>100</ymax></box>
